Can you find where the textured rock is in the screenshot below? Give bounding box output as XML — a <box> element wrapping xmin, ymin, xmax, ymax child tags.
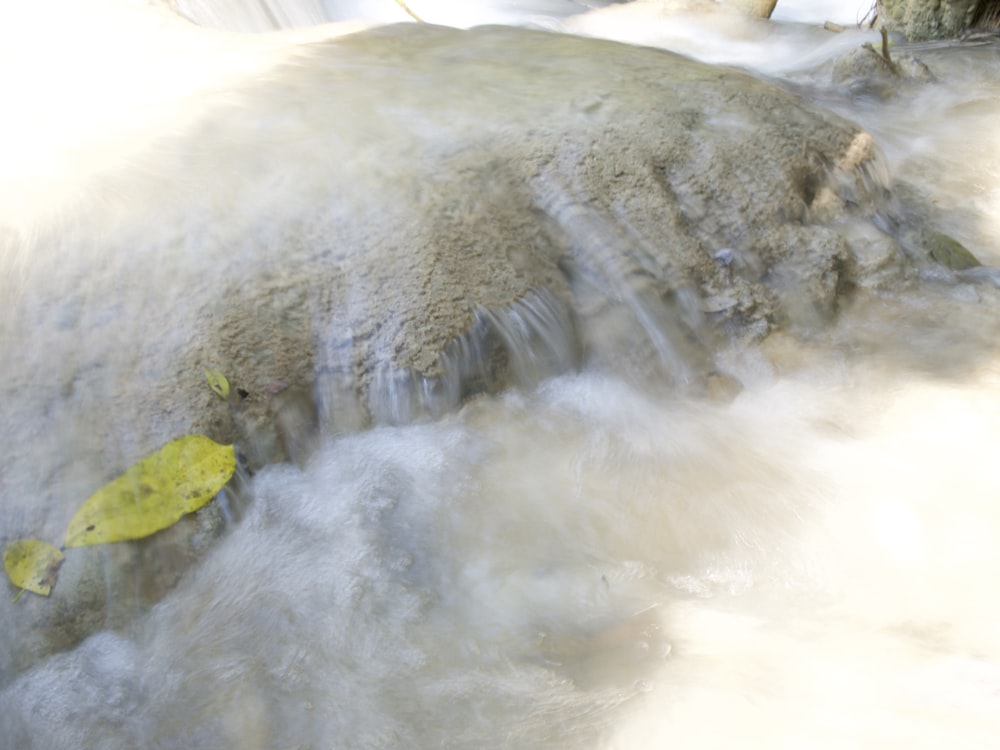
<box><xmin>877</xmin><ymin>0</ymin><xmax>981</xmax><ymax>40</ymax></box>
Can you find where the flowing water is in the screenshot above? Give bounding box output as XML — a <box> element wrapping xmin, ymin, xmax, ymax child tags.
<box><xmin>2</xmin><ymin>1</ymin><xmax>1000</xmax><ymax>748</ymax></box>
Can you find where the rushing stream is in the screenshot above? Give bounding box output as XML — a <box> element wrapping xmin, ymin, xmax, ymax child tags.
<box><xmin>2</xmin><ymin>1</ymin><xmax>1000</xmax><ymax>748</ymax></box>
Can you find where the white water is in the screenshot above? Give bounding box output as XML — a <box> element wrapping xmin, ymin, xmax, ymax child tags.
<box><xmin>2</xmin><ymin>1</ymin><xmax>1000</xmax><ymax>748</ymax></box>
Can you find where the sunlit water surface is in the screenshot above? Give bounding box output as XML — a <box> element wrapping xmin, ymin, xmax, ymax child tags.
<box><xmin>2</xmin><ymin>1</ymin><xmax>1000</xmax><ymax>748</ymax></box>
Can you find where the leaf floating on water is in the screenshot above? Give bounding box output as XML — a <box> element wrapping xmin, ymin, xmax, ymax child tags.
<box><xmin>64</xmin><ymin>435</ymin><xmax>236</xmax><ymax>548</ymax></box>
<box><xmin>205</xmin><ymin>369</ymin><xmax>230</xmax><ymax>400</ymax></box>
<box><xmin>927</xmin><ymin>231</ymin><xmax>981</xmax><ymax>271</ymax></box>
<box><xmin>3</xmin><ymin>539</ymin><xmax>64</xmax><ymax>598</ymax></box>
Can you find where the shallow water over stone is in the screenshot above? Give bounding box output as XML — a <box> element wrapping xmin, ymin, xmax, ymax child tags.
<box><xmin>2</xmin><ymin>2</ymin><xmax>1000</xmax><ymax>748</ymax></box>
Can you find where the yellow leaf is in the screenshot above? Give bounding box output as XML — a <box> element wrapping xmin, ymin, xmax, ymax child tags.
<box><xmin>205</xmin><ymin>369</ymin><xmax>230</xmax><ymax>400</ymax></box>
<box><xmin>64</xmin><ymin>435</ymin><xmax>236</xmax><ymax>548</ymax></box>
<box><xmin>3</xmin><ymin>539</ymin><xmax>64</xmax><ymax>597</ymax></box>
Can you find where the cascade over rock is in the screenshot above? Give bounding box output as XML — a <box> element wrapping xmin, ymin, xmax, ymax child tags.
<box><xmin>1</xmin><ymin>22</ymin><xmax>908</xmax><ymax>672</ymax></box>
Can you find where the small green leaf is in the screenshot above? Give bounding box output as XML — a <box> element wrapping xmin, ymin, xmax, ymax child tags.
<box><xmin>64</xmin><ymin>435</ymin><xmax>236</xmax><ymax>548</ymax></box>
<box><xmin>205</xmin><ymin>369</ymin><xmax>230</xmax><ymax>400</ymax></box>
<box><xmin>927</xmin><ymin>231</ymin><xmax>980</xmax><ymax>271</ymax></box>
<box><xmin>3</xmin><ymin>539</ymin><xmax>64</xmax><ymax>597</ymax></box>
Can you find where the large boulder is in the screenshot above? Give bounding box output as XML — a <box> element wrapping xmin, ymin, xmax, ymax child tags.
<box><xmin>0</xmin><ymin>22</ymin><xmax>901</xmax><ymax>678</ymax></box>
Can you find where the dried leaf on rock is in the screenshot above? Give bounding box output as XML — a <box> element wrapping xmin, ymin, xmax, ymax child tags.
<box><xmin>205</xmin><ymin>369</ymin><xmax>230</xmax><ymax>400</ymax></box>
<box><xmin>64</xmin><ymin>435</ymin><xmax>236</xmax><ymax>548</ymax></box>
<box><xmin>3</xmin><ymin>539</ymin><xmax>64</xmax><ymax>597</ymax></box>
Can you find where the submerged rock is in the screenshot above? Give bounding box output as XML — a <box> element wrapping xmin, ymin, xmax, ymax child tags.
<box><xmin>831</xmin><ymin>41</ymin><xmax>935</xmax><ymax>99</ymax></box>
<box><xmin>1</xmin><ymin>22</ymin><xmax>905</xmax><ymax>676</ymax></box>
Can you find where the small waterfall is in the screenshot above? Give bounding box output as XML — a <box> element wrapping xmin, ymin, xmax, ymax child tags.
<box><xmin>533</xmin><ymin>180</ymin><xmax>711</xmax><ymax>387</ymax></box>
<box><xmin>440</xmin><ymin>288</ymin><xmax>580</xmax><ymax>401</ymax></box>
<box><xmin>312</xmin><ymin>288</ymin><xmax>579</xmax><ymax>431</ymax></box>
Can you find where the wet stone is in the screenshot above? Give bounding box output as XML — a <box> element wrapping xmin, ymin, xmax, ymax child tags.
<box><xmin>1</xmin><ymin>22</ymin><xmax>912</xmax><ymax>678</ymax></box>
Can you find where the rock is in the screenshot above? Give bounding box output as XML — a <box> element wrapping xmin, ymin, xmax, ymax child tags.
<box><xmin>877</xmin><ymin>0</ymin><xmax>981</xmax><ymax>40</ymax></box>
<box><xmin>977</xmin><ymin>1</ymin><xmax>1000</xmax><ymax>29</ymax></box>
<box><xmin>721</xmin><ymin>0</ymin><xmax>778</xmax><ymax>18</ymax></box>
<box><xmin>831</xmin><ymin>41</ymin><xmax>935</xmax><ymax>98</ymax></box>
<box><xmin>838</xmin><ymin>220</ymin><xmax>907</xmax><ymax>290</ymax></box>
<box><xmin>0</xmin><ymin>22</ymin><xmax>901</xmax><ymax>679</ymax></box>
